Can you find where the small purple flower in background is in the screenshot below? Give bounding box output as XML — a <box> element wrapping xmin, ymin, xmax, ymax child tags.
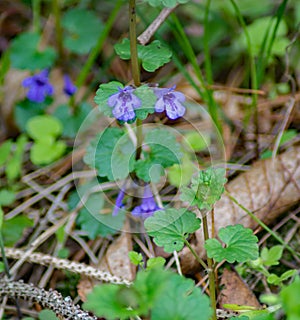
<box><xmin>112</xmin><ymin>188</ymin><xmax>125</xmax><ymax>216</ymax></box>
<box><xmin>132</xmin><ymin>184</ymin><xmax>161</xmax><ymax>219</ymax></box>
<box><xmin>108</xmin><ymin>86</ymin><xmax>141</xmax><ymax>122</ymax></box>
<box><xmin>63</xmin><ymin>75</ymin><xmax>77</xmax><ymax>97</ymax></box>
<box><xmin>154</xmin><ymin>85</ymin><xmax>186</xmax><ymax>120</ymax></box>
<box><xmin>22</xmin><ymin>69</ymin><xmax>54</xmax><ymax>103</ymax></box>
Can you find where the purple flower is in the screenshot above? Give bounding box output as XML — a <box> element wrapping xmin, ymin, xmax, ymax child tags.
<box><xmin>107</xmin><ymin>86</ymin><xmax>141</xmax><ymax>122</ymax></box>
<box><xmin>112</xmin><ymin>189</ymin><xmax>125</xmax><ymax>216</ymax></box>
<box><xmin>132</xmin><ymin>185</ymin><xmax>161</xmax><ymax>219</ymax></box>
<box><xmin>22</xmin><ymin>69</ymin><xmax>54</xmax><ymax>103</ymax></box>
<box><xmin>154</xmin><ymin>85</ymin><xmax>186</xmax><ymax>120</ymax></box>
<box><xmin>63</xmin><ymin>75</ymin><xmax>77</xmax><ymax>96</ymax></box>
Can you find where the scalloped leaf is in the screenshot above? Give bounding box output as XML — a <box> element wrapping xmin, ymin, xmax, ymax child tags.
<box><xmin>204</xmin><ymin>224</ymin><xmax>259</xmax><ymax>263</ymax></box>
<box><xmin>114</xmin><ymin>39</ymin><xmax>172</xmax><ymax>72</ymax></box>
<box><xmin>144</xmin><ymin>208</ymin><xmax>201</xmax><ymax>253</ymax></box>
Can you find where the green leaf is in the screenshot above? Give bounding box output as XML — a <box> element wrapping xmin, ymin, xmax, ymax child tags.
<box><xmin>14</xmin><ymin>99</ymin><xmax>48</xmax><ymax>131</ymax></box>
<box><xmin>146</xmin><ymin>257</ymin><xmax>166</xmax><ymax>270</ymax></box>
<box><xmin>168</xmin><ymin>154</ymin><xmax>195</xmax><ymax>187</ymax></box>
<box><xmin>10</xmin><ymin>32</ymin><xmax>56</xmax><ymax>70</ymax></box>
<box><xmin>145</xmin><ymin>208</ymin><xmax>201</xmax><ymax>253</ymax></box>
<box><xmin>38</xmin><ymin>309</ymin><xmax>59</xmax><ymax>320</ymax></box>
<box><xmin>2</xmin><ymin>215</ymin><xmax>34</xmax><ymax>246</ymax></box>
<box><xmin>53</xmin><ymin>103</ymin><xmax>91</xmax><ymax>138</ymax></box>
<box><xmin>135</xmin><ymin>129</ymin><xmax>182</xmax><ymax>182</ymax></box>
<box><xmin>129</xmin><ymin>251</ymin><xmax>143</xmax><ymax>266</ymax></box>
<box><xmin>84</xmin><ymin>127</ymin><xmax>135</xmax><ymax>181</ymax></box>
<box><xmin>84</xmin><ymin>284</ymin><xmax>137</xmax><ymax>319</ymax></box>
<box><xmin>0</xmin><ymin>207</ymin><xmax>3</xmax><ymax>230</ymax></box>
<box><xmin>151</xmin><ymin>273</ymin><xmax>212</xmax><ymax>320</ymax></box>
<box><xmin>180</xmin><ymin>167</ymin><xmax>227</xmax><ymax>210</ymax></box>
<box><xmin>62</xmin><ymin>8</ymin><xmax>103</xmax><ymax>54</ymax></box>
<box><xmin>280</xmin><ymin>277</ymin><xmax>300</xmax><ymax>320</ymax></box>
<box><xmin>0</xmin><ymin>140</ymin><xmax>12</xmax><ymax>166</ymax></box>
<box><xmin>26</xmin><ymin>115</ymin><xmax>63</xmax><ymax>140</ymax></box>
<box><xmin>30</xmin><ymin>140</ymin><xmax>66</xmax><ymax>165</ymax></box>
<box><xmin>0</xmin><ymin>189</ymin><xmax>16</xmax><ymax>206</ymax></box>
<box><xmin>0</xmin><ymin>261</ymin><xmax>5</xmax><ymax>273</ymax></box>
<box><xmin>184</xmin><ymin>131</ymin><xmax>211</xmax><ymax>152</ymax></box>
<box><xmin>6</xmin><ymin>134</ymin><xmax>28</xmax><ymax>182</ymax></box>
<box><xmin>261</xmin><ymin>245</ymin><xmax>283</xmax><ymax>266</ymax></box>
<box><xmin>267</xmin><ymin>270</ymin><xmax>297</xmax><ymax>286</ymax></box>
<box><xmin>69</xmin><ymin>181</ymin><xmax>125</xmax><ymax>239</ymax></box>
<box><xmin>115</xmin><ymin>39</ymin><xmax>172</xmax><ymax>72</ymax></box>
<box><xmin>235</xmin><ymin>17</ymin><xmax>289</xmax><ymax>57</ymax></box>
<box><xmin>205</xmin><ymin>224</ymin><xmax>259</xmax><ymax>263</ymax></box>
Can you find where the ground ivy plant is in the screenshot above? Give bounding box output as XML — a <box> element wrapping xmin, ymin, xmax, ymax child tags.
<box><xmin>82</xmin><ymin>1</ymin><xmax>261</xmax><ymax>320</ymax></box>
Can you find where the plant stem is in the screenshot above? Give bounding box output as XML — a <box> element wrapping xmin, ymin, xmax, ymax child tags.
<box><xmin>0</xmin><ymin>232</ymin><xmax>10</xmax><ymax>278</ymax></box>
<box><xmin>129</xmin><ymin>0</ymin><xmax>141</xmax><ymax>87</ymax></box>
<box><xmin>201</xmin><ymin>214</ymin><xmax>217</xmax><ymax>320</ymax></box>
<box><xmin>32</xmin><ymin>0</ymin><xmax>41</xmax><ymax>33</ymax></box>
<box><xmin>129</xmin><ymin>0</ymin><xmax>143</xmax><ymax>160</ymax></box>
<box><xmin>52</xmin><ymin>0</ymin><xmax>64</xmax><ymax>63</ymax></box>
<box><xmin>225</xmin><ymin>191</ymin><xmax>300</xmax><ymax>258</ymax></box>
<box><xmin>183</xmin><ymin>239</ymin><xmax>208</xmax><ymax>270</ymax></box>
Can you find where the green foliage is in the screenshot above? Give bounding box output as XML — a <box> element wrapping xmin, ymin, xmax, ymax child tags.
<box><xmin>146</xmin><ymin>256</ymin><xmax>166</xmax><ymax>270</ymax></box>
<box><xmin>128</xmin><ymin>251</ymin><xmax>143</xmax><ymax>267</ymax></box>
<box><xmin>144</xmin><ymin>208</ymin><xmax>201</xmax><ymax>252</ymax></box>
<box><xmin>53</xmin><ymin>103</ymin><xmax>91</xmax><ymax>138</ymax></box>
<box><xmin>235</xmin><ymin>16</ymin><xmax>289</xmax><ymax>58</ymax></box>
<box><xmin>62</xmin><ymin>8</ymin><xmax>103</xmax><ymax>54</ymax></box>
<box><xmin>261</xmin><ymin>245</ymin><xmax>283</xmax><ymax>266</ymax></box>
<box><xmin>280</xmin><ymin>277</ymin><xmax>300</xmax><ymax>320</ymax></box>
<box><xmin>267</xmin><ymin>270</ymin><xmax>297</xmax><ymax>286</ymax></box>
<box><xmin>84</xmin><ymin>127</ymin><xmax>135</xmax><ymax>181</ymax></box>
<box><xmin>180</xmin><ymin>167</ymin><xmax>227</xmax><ymax>210</ymax></box>
<box><xmin>0</xmin><ymin>135</ymin><xmax>27</xmax><ymax>182</ymax></box>
<box><xmin>114</xmin><ymin>39</ymin><xmax>172</xmax><ymax>72</ymax></box>
<box><xmin>2</xmin><ymin>215</ymin><xmax>34</xmax><ymax>246</ymax></box>
<box><xmin>184</xmin><ymin>131</ymin><xmax>211</xmax><ymax>152</ymax></box>
<box><xmin>168</xmin><ymin>154</ymin><xmax>195</xmax><ymax>187</ymax></box>
<box><xmin>84</xmin><ymin>267</ymin><xmax>211</xmax><ymax>320</ymax></box>
<box><xmin>135</xmin><ymin>128</ymin><xmax>182</xmax><ymax>182</ymax></box>
<box><xmin>0</xmin><ymin>189</ymin><xmax>16</xmax><ymax>206</ymax></box>
<box><xmin>0</xmin><ymin>261</ymin><xmax>4</xmax><ymax>273</ymax></box>
<box><xmin>134</xmin><ymin>85</ymin><xmax>157</xmax><ymax>119</ymax></box>
<box><xmin>9</xmin><ymin>32</ymin><xmax>56</xmax><ymax>70</ymax></box>
<box><xmin>0</xmin><ymin>207</ymin><xmax>3</xmax><ymax>230</ymax></box>
<box><xmin>26</xmin><ymin>115</ymin><xmax>66</xmax><ymax>165</ymax></box>
<box><xmin>38</xmin><ymin>309</ymin><xmax>59</xmax><ymax>320</ymax></box>
<box><xmin>68</xmin><ymin>181</ymin><xmax>125</xmax><ymax>239</ymax></box>
<box><xmin>205</xmin><ymin>224</ymin><xmax>259</xmax><ymax>263</ymax></box>
<box><xmin>14</xmin><ymin>99</ymin><xmax>49</xmax><ymax>131</ymax></box>
<box><xmin>144</xmin><ymin>0</ymin><xmax>190</xmax><ymax>7</ymax></box>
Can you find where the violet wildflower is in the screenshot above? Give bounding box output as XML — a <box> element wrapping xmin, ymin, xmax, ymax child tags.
<box><xmin>108</xmin><ymin>86</ymin><xmax>141</xmax><ymax>122</ymax></box>
<box><xmin>132</xmin><ymin>185</ymin><xmax>161</xmax><ymax>219</ymax></box>
<box><xmin>63</xmin><ymin>75</ymin><xmax>77</xmax><ymax>96</ymax></box>
<box><xmin>22</xmin><ymin>69</ymin><xmax>54</xmax><ymax>103</ymax></box>
<box><xmin>154</xmin><ymin>85</ymin><xmax>186</xmax><ymax>120</ymax></box>
<box><xmin>112</xmin><ymin>188</ymin><xmax>125</xmax><ymax>216</ymax></box>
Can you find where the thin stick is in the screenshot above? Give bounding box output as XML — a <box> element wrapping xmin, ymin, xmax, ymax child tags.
<box><xmin>138</xmin><ymin>6</ymin><xmax>178</xmax><ymax>45</ymax></box>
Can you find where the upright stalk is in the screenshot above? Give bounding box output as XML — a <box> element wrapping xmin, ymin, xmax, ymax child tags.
<box><xmin>201</xmin><ymin>213</ymin><xmax>217</xmax><ymax>320</ymax></box>
<box><xmin>32</xmin><ymin>0</ymin><xmax>41</xmax><ymax>33</ymax></box>
<box><xmin>53</xmin><ymin>0</ymin><xmax>64</xmax><ymax>63</ymax></box>
<box><xmin>129</xmin><ymin>0</ymin><xmax>143</xmax><ymax>159</ymax></box>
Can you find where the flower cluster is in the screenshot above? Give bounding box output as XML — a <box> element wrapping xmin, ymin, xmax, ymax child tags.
<box><xmin>113</xmin><ymin>184</ymin><xmax>161</xmax><ymax>219</ymax></box>
<box><xmin>22</xmin><ymin>69</ymin><xmax>77</xmax><ymax>103</ymax></box>
<box><xmin>108</xmin><ymin>85</ymin><xmax>186</xmax><ymax>122</ymax></box>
